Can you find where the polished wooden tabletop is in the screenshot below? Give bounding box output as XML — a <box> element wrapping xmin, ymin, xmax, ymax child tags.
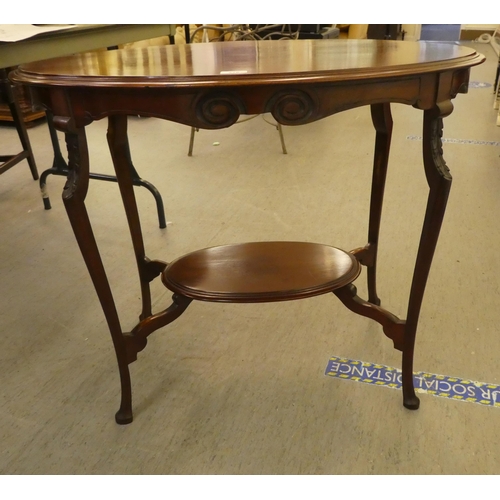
<box><xmin>13</xmin><ymin>39</ymin><xmax>485</xmax><ymax>88</ymax></box>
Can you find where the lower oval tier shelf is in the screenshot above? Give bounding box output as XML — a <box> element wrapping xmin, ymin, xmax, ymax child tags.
<box><xmin>161</xmin><ymin>241</ymin><xmax>361</xmax><ymax>303</ymax></box>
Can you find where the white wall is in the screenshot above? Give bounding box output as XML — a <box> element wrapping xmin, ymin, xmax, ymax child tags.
<box><xmin>402</xmin><ymin>24</ymin><xmax>499</xmax><ymax>42</ymax></box>
<box><xmin>402</xmin><ymin>24</ymin><xmax>421</xmax><ymax>41</ymax></box>
<box><xmin>461</xmin><ymin>24</ymin><xmax>498</xmax><ymax>30</ymax></box>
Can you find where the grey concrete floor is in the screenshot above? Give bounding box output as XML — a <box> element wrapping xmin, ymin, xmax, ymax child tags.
<box><xmin>1</xmin><ymin>41</ymin><xmax>500</xmax><ymax>475</ymax></box>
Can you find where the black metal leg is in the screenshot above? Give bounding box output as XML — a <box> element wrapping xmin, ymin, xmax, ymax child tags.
<box><xmin>39</xmin><ymin>110</ymin><xmax>67</xmax><ymax>209</ymax></box>
<box><xmin>128</xmin><ymin>168</ymin><xmax>167</xmax><ymax>229</ymax></box>
<box><xmin>41</xmin><ymin>112</ymin><xmax>166</xmax><ymax>228</ymax></box>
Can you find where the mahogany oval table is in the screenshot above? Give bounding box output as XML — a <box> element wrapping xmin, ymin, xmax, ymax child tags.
<box><xmin>11</xmin><ymin>39</ymin><xmax>485</xmax><ymax>424</ymax></box>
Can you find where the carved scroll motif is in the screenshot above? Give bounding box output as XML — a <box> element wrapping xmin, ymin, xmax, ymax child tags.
<box><xmin>430</xmin><ymin>116</ymin><xmax>452</xmax><ymax>180</ymax></box>
<box><xmin>195</xmin><ymin>92</ymin><xmax>243</xmax><ymax>128</ymax></box>
<box><xmin>63</xmin><ymin>132</ymin><xmax>80</xmax><ymax>200</ymax></box>
<box><xmin>269</xmin><ymin>90</ymin><xmax>315</xmax><ymax>125</ymax></box>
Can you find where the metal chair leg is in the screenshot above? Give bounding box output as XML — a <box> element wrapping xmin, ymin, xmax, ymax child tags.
<box><xmin>188</xmin><ymin>127</ymin><xmax>198</xmax><ymax>156</ymax></box>
<box><xmin>277</xmin><ymin>123</ymin><xmax>287</xmax><ymax>154</ymax></box>
<box><xmin>41</xmin><ymin>113</ymin><xmax>167</xmax><ymax>228</ymax></box>
<box><xmin>187</xmin><ymin>122</ymin><xmax>287</xmax><ymax>156</ymax></box>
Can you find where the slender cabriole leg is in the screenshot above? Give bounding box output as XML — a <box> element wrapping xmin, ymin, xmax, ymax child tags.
<box><xmin>61</xmin><ymin>125</ymin><xmax>133</xmax><ymax>424</ymax></box>
<box><xmin>367</xmin><ymin>103</ymin><xmax>392</xmax><ymax>305</ymax></box>
<box><xmin>401</xmin><ymin>102</ymin><xmax>453</xmax><ymax>410</ymax></box>
<box><xmin>352</xmin><ymin>103</ymin><xmax>392</xmax><ymax>306</ymax></box>
<box><xmin>107</xmin><ymin>115</ymin><xmax>165</xmax><ymax>321</ymax></box>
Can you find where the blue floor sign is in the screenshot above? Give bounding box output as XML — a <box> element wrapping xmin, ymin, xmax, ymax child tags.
<box><xmin>325</xmin><ymin>356</ymin><xmax>500</xmax><ymax>408</ymax></box>
<box><xmin>469</xmin><ymin>81</ymin><xmax>492</xmax><ymax>88</ymax></box>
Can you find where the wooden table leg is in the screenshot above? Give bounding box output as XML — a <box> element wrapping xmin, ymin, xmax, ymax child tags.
<box><xmin>106</xmin><ymin>114</ymin><xmax>167</xmax><ymax>321</ymax></box>
<box><xmin>366</xmin><ymin>102</ymin><xmax>392</xmax><ymax>306</ymax></box>
<box><xmin>106</xmin><ymin>115</ymin><xmax>194</xmax><ymax>422</ymax></box>
<box><xmin>60</xmin><ymin>123</ymin><xmax>133</xmax><ymax>424</ymax></box>
<box><xmin>0</xmin><ymin>68</ymin><xmax>39</xmax><ymax>180</ymax></box>
<box><xmin>58</xmin><ymin>116</ymin><xmax>191</xmax><ymax>424</ymax></box>
<box><xmin>401</xmin><ymin>102</ymin><xmax>453</xmax><ymax>409</ymax></box>
<box><xmin>350</xmin><ymin>103</ymin><xmax>392</xmax><ymax>306</ymax></box>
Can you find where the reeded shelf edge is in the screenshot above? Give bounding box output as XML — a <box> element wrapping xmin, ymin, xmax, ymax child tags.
<box><xmin>161</xmin><ymin>241</ymin><xmax>362</xmax><ymax>303</ymax></box>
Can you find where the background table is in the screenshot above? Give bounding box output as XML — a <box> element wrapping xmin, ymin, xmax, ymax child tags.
<box><xmin>0</xmin><ymin>24</ymin><xmax>176</xmax><ymax>68</ymax></box>
<box><xmin>11</xmin><ymin>39</ymin><xmax>485</xmax><ymax>424</ymax></box>
<box><xmin>1</xmin><ymin>24</ymin><xmax>175</xmax><ymax>225</ymax></box>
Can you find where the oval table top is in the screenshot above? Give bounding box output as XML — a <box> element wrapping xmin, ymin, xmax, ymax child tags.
<box><xmin>11</xmin><ymin>39</ymin><xmax>485</xmax><ymax>88</ymax></box>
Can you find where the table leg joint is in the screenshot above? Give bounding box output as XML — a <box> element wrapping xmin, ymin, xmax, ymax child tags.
<box><xmin>351</xmin><ymin>244</ymin><xmax>376</xmax><ymax>267</ymax></box>
<box><xmin>123</xmin><ymin>333</ymin><xmax>148</xmax><ymax>364</ymax></box>
<box><xmin>140</xmin><ymin>258</ymin><xmax>168</xmax><ymax>283</ymax></box>
<box><xmin>126</xmin><ymin>294</ymin><xmax>193</xmax><ymax>363</ymax></box>
<box><xmin>333</xmin><ymin>284</ymin><xmax>405</xmax><ymax>351</ymax></box>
